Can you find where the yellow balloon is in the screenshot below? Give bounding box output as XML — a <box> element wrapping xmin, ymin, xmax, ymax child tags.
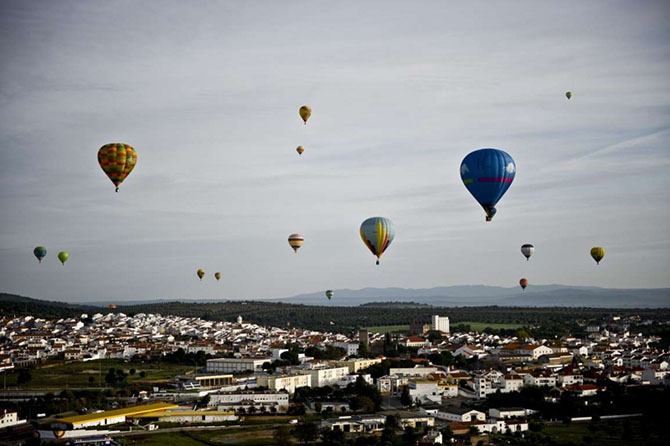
<box><xmin>215</xmin><ymin>272</ymin><xmax>222</xmax><ymax>281</ymax></box>
<box><xmin>590</xmin><ymin>247</ymin><xmax>605</xmax><ymax>265</ymax></box>
<box><xmin>299</xmin><ymin>105</ymin><xmax>311</xmax><ymax>124</ymax></box>
<box><xmin>197</xmin><ymin>269</ymin><xmax>205</xmax><ymax>280</ymax></box>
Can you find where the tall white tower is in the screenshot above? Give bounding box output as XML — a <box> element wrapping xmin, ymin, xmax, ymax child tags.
<box><xmin>431</xmin><ymin>315</ymin><xmax>450</xmax><ymax>333</ymax></box>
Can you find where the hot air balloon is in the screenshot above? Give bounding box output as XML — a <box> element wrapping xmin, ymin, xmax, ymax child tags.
<box><xmin>98</xmin><ymin>143</ymin><xmax>137</xmax><ymax>192</ymax></box>
<box><xmin>590</xmin><ymin>247</ymin><xmax>605</xmax><ymax>265</ymax></box>
<box><xmin>519</xmin><ymin>278</ymin><xmax>528</xmax><ymax>290</ymax></box>
<box><xmin>57</xmin><ymin>251</ymin><xmax>69</xmax><ymax>265</ymax></box>
<box><xmin>325</xmin><ymin>290</ymin><xmax>334</xmax><ymax>300</ymax></box>
<box><xmin>288</xmin><ymin>234</ymin><xmax>304</xmax><ymax>253</ymax></box>
<box><xmin>360</xmin><ymin>217</ymin><xmax>395</xmax><ymax>265</ymax></box>
<box><xmin>33</xmin><ymin>246</ymin><xmax>47</xmax><ymax>263</ymax></box>
<box><xmin>566</xmin><ymin>92</ymin><xmax>572</xmax><ymax>99</ymax></box>
<box><xmin>299</xmin><ymin>105</ymin><xmax>311</xmax><ymax>124</ymax></box>
<box><xmin>215</xmin><ymin>272</ymin><xmax>222</xmax><ymax>281</ymax></box>
<box><xmin>460</xmin><ymin>148</ymin><xmax>516</xmax><ymax>221</ymax></box>
<box><xmin>197</xmin><ymin>269</ymin><xmax>205</xmax><ymax>280</ymax></box>
<box><xmin>108</xmin><ymin>304</ymin><xmax>117</xmax><ymax>309</ymax></box>
<box><xmin>521</xmin><ymin>244</ymin><xmax>534</xmax><ymax>261</ymax></box>
<box><xmin>296</xmin><ymin>146</ymin><xmax>305</xmax><ymax>155</ymax></box>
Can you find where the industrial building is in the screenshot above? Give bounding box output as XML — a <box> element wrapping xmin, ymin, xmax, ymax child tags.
<box><xmin>52</xmin><ymin>403</ymin><xmax>177</xmax><ymax>429</ymax></box>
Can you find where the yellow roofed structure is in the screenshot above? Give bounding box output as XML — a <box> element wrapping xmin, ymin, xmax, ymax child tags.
<box><xmin>54</xmin><ymin>403</ymin><xmax>177</xmax><ymax>429</ymax></box>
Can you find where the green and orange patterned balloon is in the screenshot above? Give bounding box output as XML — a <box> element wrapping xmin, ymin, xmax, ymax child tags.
<box><xmin>98</xmin><ymin>143</ymin><xmax>137</xmax><ymax>192</ymax></box>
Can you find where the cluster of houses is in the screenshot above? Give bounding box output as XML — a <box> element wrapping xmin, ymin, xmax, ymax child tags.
<box><xmin>0</xmin><ymin>312</ymin><xmax>374</xmax><ymax>371</ymax></box>
<box><xmin>1</xmin><ymin>311</ymin><xmax>668</xmax><ymax>445</ymax></box>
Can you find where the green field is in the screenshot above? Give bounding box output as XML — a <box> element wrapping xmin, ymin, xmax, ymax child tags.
<box><xmin>366</xmin><ymin>321</ymin><xmax>522</xmax><ymax>334</ymax></box>
<box><xmin>539</xmin><ymin>419</ymin><xmax>662</xmax><ymax>446</ymax></box>
<box><xmin>119</xmin><ymin>426</ymin><xmax>287</xmax><ymax>446</ymax></box>
<box><xmin>5</xmin><ymin>359</ymin><xmax>195</xmax><ymax>389</ymax></box>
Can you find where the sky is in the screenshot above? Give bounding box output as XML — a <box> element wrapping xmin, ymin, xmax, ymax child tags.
<box><xmin>1</xmin><ymin>1</ymin><xmax>669</xmax><ymax>303</ymax></box>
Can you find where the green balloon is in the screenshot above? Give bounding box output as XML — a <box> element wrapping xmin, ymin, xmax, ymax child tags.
<box><xmin>57</xmin><ymin>251</ymin><xmax>69</xmax><ymax>265</ymax></box>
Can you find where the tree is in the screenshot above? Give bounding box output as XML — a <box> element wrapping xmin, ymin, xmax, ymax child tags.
<box><xmin>88</xmin><ymin>376</ymin><xmax>95</xmax><ymax>385</ymax></box>
<box><xmin>321</xmin><ymin>428</ymin><xmax>345</xmax><ymax>446</ymax></box>
<box><xmin>314</xmin><ymin>402</ymin><xmax>322</xmax><ymax>413</ymax></box>
<box><xmin>274</xmin><ymin>426</ymin><xmax>292</xmax><ymax>446</ymax></box>
<box><xmin>440</xmin><ymin>425</ymin><xmax>453</xmax><ymax>443</ymax></box>
<box><xmin>139</xmin><ymin>371</ymin><xmax>147</xmax><ymax>378</ymax></box>
<box><xmin>400</xmin><ymin>386</ymin><xmax>412</xmax><ymax>407</ymax></box>
<box><xmin>358</xmin><ymin>342</ymin><xmax>370</xmax><ymax>358</ymax></box>
<box><xmin>129</xmin><ymin>368</ymin><xmax>136</xmax><ymax>375</ymax></box>
<box><xmin>293</xmin><ymin>421</ymin><xmax>318</xmax><ymax>445</ymax></box>
<box><xmin>403</xmin><ymin>426</ymin><xmax>419</xmax><ymax>445</ymax></box>
<box><xmin>17</xmin><ymin>369</ymin><xmax>32</xmax><ymax>386</ymax></box>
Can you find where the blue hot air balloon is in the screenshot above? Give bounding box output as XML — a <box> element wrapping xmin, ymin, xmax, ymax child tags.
<box><xmin>460</xmin><ymin>148</ymin><xmax>516</xmax><ymax>221</ymax></box>
<box><xmin>360</xmin><ymin>217</ymin><xmax>395</xmax><ymax>265</ymax></box>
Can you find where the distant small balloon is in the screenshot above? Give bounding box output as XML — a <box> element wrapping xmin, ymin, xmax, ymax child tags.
<box><xmin>33</xmin><ymin>246</ymin><xmax>47</xmax><ymax>263</ymax></box>
<box><xmin>521</xmin><ymin>244</ymin><xmax>534</xmax><ymax>261</ymax></box>
<box><xmin>215</xmin><ymin>272</ymin><xmax>222</xmax><ymax>281</ymax></box>
<box><xmin>299</xmin><ymin>105</ymin><xmax>311</xmax><ymax>124</ymax></box>
<box><xmin>566</xmin><ymin>91</ymin><xmax>572</xmax><ymax>99</ymax></box>
<box><xmin>108</xmin><ymin>304</ymin><xmax>117</xmax><ymax>309</ymax></box>
<box><xmin>288</xmin><ymin>234</ymin><xmax>305</xmax><ymax>253</ymax></box>
<box><xmin>197</xmin><ymin>269</ymin><xmax>205</xmax><ymax>280</ymax></box>
<box><xmin>325</xmin><ymin>290</ymin><xmax>334</xmax><ymax>300</ymax></box>
<box><xmin>519</xmin><ymin>278</ymin><xmax>528</xmax><ymax>290</ymax></box>
<box><xmin>296</xmin><ymin>146</ymin><xmax>305</xmax><ymax>155</ymax></box>
<box><xmin>57</xmin><ymin>251</ymin><xmax>69</xmax><ymax>266</ymax></box>
<box><xmin>590</xmin><ymin>247</ymin><xmax>605</xmax><ymax>265</ymax></box>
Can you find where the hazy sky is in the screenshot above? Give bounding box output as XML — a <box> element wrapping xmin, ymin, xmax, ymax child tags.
<box><xmin>1</xmin><ymin>1</ymin><xmax>669</xmax><ymax>303</ymax></box>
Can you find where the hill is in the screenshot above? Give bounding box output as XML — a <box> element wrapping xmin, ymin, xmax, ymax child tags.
<box><xmin>271</xmin><ymin>285</ymin><xmax>670</xmax><ymax>308</ymax></box>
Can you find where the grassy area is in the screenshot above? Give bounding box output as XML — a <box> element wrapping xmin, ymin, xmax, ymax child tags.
<box><xmin>538</xmin><ymin>419</ymin><xmax>662</xmax><ymax>446</ymax></box>
<box><xmin>119</xmin><ymin>427</ymin><xmax>288</xmax><ymax>446</ymax></box>
<box><xmin>365</xmin><ymin>325</ymin><xmax>409</xmax><ymax>334</ymax></box>
<box><xmin>6</xmin><ymin>358</ymin><xmax>195</xmax><ymax>389</ymax></box>
<box><xmin>366</xmin><ymin>321</ymin><xmax>522</xmax><ymax>334</ymax></box>
<box><xmin>455</xmin><ymin>321</ymin><xmax>523</xmax><ymax>331</ymax></box>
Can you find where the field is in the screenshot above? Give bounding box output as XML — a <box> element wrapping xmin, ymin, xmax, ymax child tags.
<box><xmin>366</xmin><ymin>321</ymin><xmax>522</xmax><ymax>334</ymax></box>
<box><xmin>5</xmin><ymin>359</ymin><xmax>195</xmax><ymax>389</ymax></box>
<box><xmin>540</xmin><ymin>419</ymin><xmax>666</xmax><ymax>446</ymax></box>
<box><xmin>119</xmin><ymin>426</ymin><xmax>287</xmax><ymax>446</ymax></box>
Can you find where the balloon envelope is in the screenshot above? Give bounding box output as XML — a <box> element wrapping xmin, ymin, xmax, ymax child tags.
<box><xmin>360</xmin><ymin>217</ymin><xmax>395</xmax><ymax>265</ymax></box>
<box><xmin>590</xmin><ymin>247</ymin><xmax>605</xmax><ymax>265</ymax></box>
<box><xmin>215</xmin><ymin>272</ymin><xmax>222</xmax><ymax>281</ymax></box>
<box><xmin>566</xmin><ymin>91</ymin><xmax>572</xmax><ymax>99</ymax></box>
<box><xmin>521</xmin><ymin>244</ymin><xmax>534</xmax><ymax>261</ymax></box>
<box><xmin>33</xmin><ymin>246</ymin><xmax>47</xmax><ymax>263</ymax></box>
<box><xmin>519</xmin><ymin>278</ymin><xmax>528</xmax><ymax>290</ymax></box>
<box><xmin>460</xmin><ymin>148</ymin><xmax>516</xmax><ymax>221</ymax></box>
<box><xmin>57</xmin><ymin>251</ymin><xmax>69</xmax><ymax>265</ymax></box>
<box><xmin>288</xmin><ymin>234</ymin><xmax>305</xmax><ymax>253</ymax></box>
<box><xmin>325</xmin><ymin>290</ymin><xmax>334</xmax><ymax>300</ymax></box>
<box><xmin>98</xmin><ymin>143</ymin><xmax>137</xmax><ymax>192</ymax></box>
<box><xmin>296</xmin><ymin>146</ymin><xmax>305</xmax><ymax>155</ymax></box>
<box><xmin>197</xmin><ymin>269</ymin><xmax>205</xmax><ymax>280</ymax></box>
<box><xmin>299</xmin><ymin>105</ymin><xmax>311</xmax><ymax>124</ymax></box>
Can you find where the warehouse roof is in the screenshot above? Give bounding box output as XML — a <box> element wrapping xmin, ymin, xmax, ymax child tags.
<box><xmin>58</xmin><ymin>403</ymin><xmax>177</xmax><ymax>424</ymax></box>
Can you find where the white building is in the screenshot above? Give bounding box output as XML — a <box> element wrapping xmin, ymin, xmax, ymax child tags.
<box><xmin>0</xmin><ymin>409</ymin><xmax>25</xmax><ymax>428</ymax></box>
<box><xmin>332</xmin><ymin>342</ymin><xmax>359</xmax><ymax>356</ymax></box>
<box><xmin>257</xmin><ymin>373</ymin><xmax>311</xmax><ymax>394</ymax></box>
<box><xmin>309</xmin><ymin>367</ymin><xmax>351</xmax><ymax>387</ymax></box>
<box><xmin>436</xmin><ymin>407</ymin><xmax>485</xmax><ymax>422</ymax></box>
<box><xmin>431</xmin><ymin>315</ymin><xmax>450</xmax><ymax>333</ymax></box>
<box><xmin>209</xmin><ymin>390</ymin><xmax>289</xmax><ymax>412</ymax></box>
<box><xmin>206</xmin><ymin>357</ymin><xmax>270</xmax><ymax>374</ymax></box>
<box><xmin>489</xmin><ymin>407</ymin><xmax>536</xmax><ymax>419</ymax></box>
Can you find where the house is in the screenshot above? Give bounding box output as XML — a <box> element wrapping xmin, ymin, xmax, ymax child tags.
<box><xmin>455</xmin><ymin>345</ymin><xmax>486</xmax><ymax>358</ymax></box>
<box><xmin>565</xmin><ymin>384</ymin><xmax>600</xmax><ymax>397</ymax></box>
<box><xmin>436</xmin><ymin>407</ymin><xmax>486</xmax><ymax>422</ymax></box>
<box><xmin>404</xmin><ymin>336</ymin><xmax>430</xmax><ymax>348</ymax></box>
<box><xmin>489</xmin><ymin>407</ymin><xmax>536</xmax><ymax>419</ymax></box>
<box><xmin>321</xmin><ymin>415</ymin><xmax>386</xmax><ymax>433</ymax></box>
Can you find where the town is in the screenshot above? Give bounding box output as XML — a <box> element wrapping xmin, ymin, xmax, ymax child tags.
<box><xmin>0</xmin><ymin>308</ymin><xmax>668</xmax><ymax>446</ymax></box>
